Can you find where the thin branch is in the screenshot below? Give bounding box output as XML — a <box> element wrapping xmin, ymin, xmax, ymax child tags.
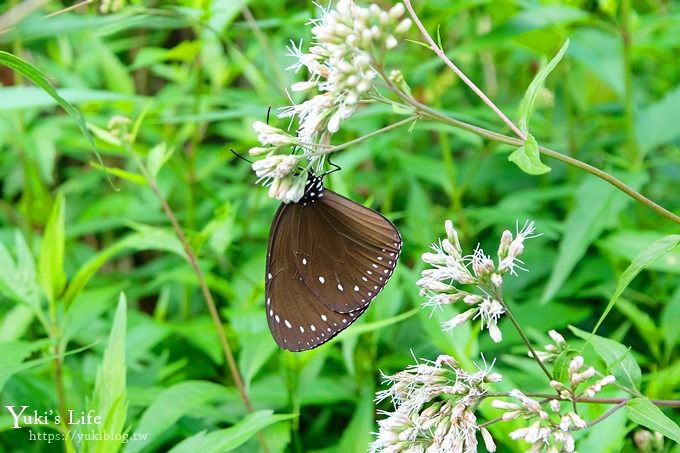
<box><xmin>486</xmin><ymin>392</ymin><xmax>680</xmax><ymax>407</ymax></box>
<box><xmin>377</xmin><ymin>73</ymin><xmax>680</xmax><ymax>226</ymax></box>
<box><xmin>402</xmin><ymin>0</ymin><xmax>526</xmax><ymax>140</ymax></box>
<box><xmin>0</xmin><ymin>0</ymin><xmax>49</xmax><ymax>33</ymax></box>
<box><xmin>585</xmin><ymin>401</ymin><xmax>627</xmax><ymax>428</ymax></box>
<box><xmin>44</xmin><ymin>0</ymin><xmax>94</xmax><ymax>18</ymax></box>
<box><xmin>495</xmin><ymin>297</ymin><xmax>555</xmax><ymax>382</ymax></box>
<box><xmin>304</xmin><ymin>115</ymin><xmax>421</xmax><ymax>157</ymax></box>
<box><xmin>394</xmin><ymin>2</ymin><xmax>680</xmax><ymax>226</ymax></box>
<box><xmin>128</xmin><ymin>151</ymin><xmax>269</xmax><ymax>453</ymax></box>
<box><xmin>139</xmin><ymin>163</ymin><xmax>254</xmax><ymax>411</ymax></box>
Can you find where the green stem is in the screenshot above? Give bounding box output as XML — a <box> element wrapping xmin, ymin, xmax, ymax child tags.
<box><xmin>621</xmin><ymin>0</ymin><xmax>640</xmax><ymax>166</ymax></box>
<box><xmin>390</xmin><ymin>89</ymin><xmax>680</xmax><ymax>226</ymax></box>
<box><xmin>494</xmin><ymin>296</ymin><xmax>555</xmax><ymax>382</ymax></box>
<box><xmin>486</xmin><ymin>392</ymin><xmax>680</xmax><ymax>408</ymax></box>
<box><xmin>304</xmin><ymin>115</ymin><xmax>421</xmax><ymax>157</ymax></box>
<box><xmin>125</xmin><ymin>143</ymin><xmax>269</xmax><ymax>453</ymax></box>
<box><xmin>395</xmin><ymin>2</ymin><xmax>680</xmax><ymax>226</ymax></box>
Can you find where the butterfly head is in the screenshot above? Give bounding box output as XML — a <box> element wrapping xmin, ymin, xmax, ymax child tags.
<box><xmin>298</xmin><ymin>172</ymin><xmax>324</xmax><ymax>206</ymax></box>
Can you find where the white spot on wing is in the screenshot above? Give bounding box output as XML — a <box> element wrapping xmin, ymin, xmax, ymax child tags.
<box><xmin>302</xmin><ymin>258</ymin><xmax>307</xmax><ymax>265</ymax></box>
<box><xmin>321</xmin><ymin>314</ymin><xmax>327</xmax><ymax>321</ymax></box>
<box><xmin>354</xmin><ymin>285</ymin><xmax>359</xmax><ymax>291</ymax></box>
<box><xmin>337</xmin><ymin>284</ymin><xmax>344</xmax><ymax>291</ymax></box>
<box><xmin>311</xmin><ymin>325</ymin><xmax>316</xmax><ymax>332</ymax></box>
<box><xmin>319</xmin><ymin>276</ymin><xmax>325</xmax><ymax>284</ymax></box>
<box><xmin>285</xmin><ymin>319</ymin><xmax>292</xmax><ymax>328</ymax></box>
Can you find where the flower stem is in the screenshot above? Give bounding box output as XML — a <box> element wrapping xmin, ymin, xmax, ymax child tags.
<box><xmin>486</xmin><ymin>392</ymin><xmax>680</xmax><ymax>407</ymax></box>
<box><xmin>393</xmin><ymin>2</ymin><xmax>680</xmax><ymax>226</ymax></box>
<box><xmin>128</xmin><ymin>152</ymin><xmax>269</xmax><ymax>453</ymax></box>
<box><xmin>305</xmin><ymin>114</ymin><xmax>421</xmax><ymax>157</ymax></box>
<box><xmin>585</xmin><ymin>401</ymin><xmax>627</xmax><ymax>428</ymax></box>
<box><xmin>494</xmin><ymin>297</ymin><xmax>555</xmax><ymax>382</ymax></box>
<box><xmin>403</xmin><ymin>0</ymin><xmax>526</xmax><ymax>140</ymax></box>
<box><xmin>376</xmin><ymin>68</ymin><xmax>680</xmax><ymax>226</ymax></box>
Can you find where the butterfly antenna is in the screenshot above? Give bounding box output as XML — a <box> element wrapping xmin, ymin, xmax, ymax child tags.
<box><xmin>322</xmin><ymin>154</ymin><xmax>342</xmax><ymax>176</ymax></box>
<box><xmin>266</xmin><ymin>106</ymin><xmax>272</xmax><ymax>125</ymax></box>
<box><xmin>231</xmin><ymin>148</ymin><xmax>254</xmax><ymax>164</ymax></box>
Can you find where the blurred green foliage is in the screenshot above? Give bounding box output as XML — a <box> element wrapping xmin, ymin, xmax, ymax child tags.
<box><xmin>0</xmin><ymin>0</ymin><xmax>679</xmax><ymax>451</ymax></box>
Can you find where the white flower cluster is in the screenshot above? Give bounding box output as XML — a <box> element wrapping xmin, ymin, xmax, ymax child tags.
<box><xmin>371</xmin><ymin>355</ymin><xmax>500</xmax><ymax>452</ymax></box>
<box><xmin>492</xmin><ymin>354</ymin><xmax>615</xmax><ymax>452</ymax></box>
<box><xmin>248</xmin><ymin>122</ymin><xmax>306</xmax><ymax>203</ymax></box>
<box><xmin>282</xmin><ymin>1</ymin><xmax>411</xmax><ymax>146</ymax></box>
<box><xmin>417</xmin><ymin>220</ymin><xmax>538</xmax><ymax>342</ymax></box>
<box><xmin>248</xmin><ymin>1</ymin><xmax>411</xmax><ymax>203</ymax></box>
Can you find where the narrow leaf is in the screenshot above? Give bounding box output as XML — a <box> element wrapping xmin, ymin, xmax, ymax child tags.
<box><xmin>591</xmin><ymin>234</ymin><xmax>680</xmax><ymax>337</ymax></box>
<box><xmin>518</xmin><ymin>39</ymin><xmax>570</xmax><ymax>134</ymax></box>
<box><xmin>86</xmin><ymin>293</ymin><xmax>128</xmax><ymax>453</ymax></box>
<box><xmin>570</xmin><ymin>326</ymin><xmax>641</xmax><ymax>391</ymax></box>
<box><xmin>168</xmin><ymin>411</ymin><xmax>296</xmax><ymax>453</ymax></box>
<box><xmin>126</xmin><ymin>381</ymin><xmax>230</xmax><ymax>453</ymax></box>
<box><xmin>38</xmin><ymin>193</ymin><xmax>66</xmax><ymax>304</ymax></box>
<box><xmin>0</xmin><ymin>51</ymin><xmax>106</xmax><ymax>170</ymax></box>
<box><xmin>627</xmin><ymin>398</ymin><xmax>680</xmax><ymax>444</ymax></box>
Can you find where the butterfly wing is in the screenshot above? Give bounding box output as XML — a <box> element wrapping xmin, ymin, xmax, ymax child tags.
<box><xmin>265</xmin><ymin>202</ymin><xmax>369</xmax><ymax>351</ymax></box>
<box><xmin>292</xmin><ymin>189</ymin><xmax>402</xmax><ymax>314</ymax></box>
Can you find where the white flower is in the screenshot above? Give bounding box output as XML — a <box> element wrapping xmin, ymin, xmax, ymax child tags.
<box><xmin>252</xmin><ymin>121</ymin><xmax>296</xmax><ymax>146</ymax></box>
<box><xmin>372</xmin><ymin>355</ymin><xmax>502</xmax><ymax>452</ymax></box>
<box><xmin>475</xmin><ymin>299</ymin><xmax>505</xmax><ymax>343</ymax></box>
<box><xmin>498</xmin><ymin>221</ymin><xmax>540</xmax><ymax>275</ymax></box>
<box><xmin>548</xmin><ymin>330</ymin><xmax>566</xmax><ymax>346</ymax></box>
<box><xmin>281</xmin><ymin>1</ymin><xmax>412</xmax><ymax>149</ymax></box>
<box><xmin>251</xmin><ymin>155</ymin><xmax>299</xmax><ymax>179</ymax></box>
<box><xmin>267</xmin><ymin>174</ymin><xmax>306</xmax><ymax>204</ymax></box>
<box><xmin>442</xmin><ymin>308</ymin><xmax>477</xmax><ymax>331</ymax></box>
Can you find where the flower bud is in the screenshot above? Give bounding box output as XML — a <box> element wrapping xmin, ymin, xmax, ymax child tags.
<box><xmin>548</xmin><ymin>330</ymin><xmax>566</xmax><ymax>346</ymax></box>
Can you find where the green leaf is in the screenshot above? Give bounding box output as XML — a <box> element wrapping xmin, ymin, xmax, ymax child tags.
<box><xmin>63</xmin><ymin>227</ymin><xmax>186</xmax><ymax>309</ymax></box>
<box><xmin>598</xmin><ymin>230</ymin><xmax>680</xmax><ymax>274</ymax></box>
<box><xmin>0</xmin><ymin>231</ymin><xmax>40</xmax><ymax>309</ymax></box>
<box><xmin>590</xmin><ymin>235</ymin><xmax>680</xmax><ymax>337</ymax></box>
<box><xmin>168</xmin><ymin>410</ymin><xmax>296</xmax><ymax>453</ymax></box>
<box><xmin>636</xmin><ymin>84</ymin><xmax>680</xmax><ymax>156</ymax></box>
<box><xmin>0</xmin><ymin>51</ymin><xmax>105</xmax><ymax>169</ymax></box>
<box><xmin>518</xmin><ymin>39</ymin><xmax>569</xmax><ymax>134</ymax></box>
<box><xmin>627</xmin><ymin>398</ymin><xmax>680</xmax><ymax>444</ymax></box>
<box><xmin>0</xmin><ymin>341</ymin><xmax>39</xmax><ymax>394</ymax></box>
<box><xmin>552</xmin><ymin>349</ymin><xmax>578</xmax><ymax>383</ymax></box>
<box><xmin>337</xmin><ymin>388</ymin><xmax>374</xmax><ymax>452</ymax></box>
<box><xmin>38</xmin><ymin>192</ymin><xmax>66</xmax><ymax>304</ymax></box>
<box><xmin>661</xmin><ymin>287</ymin><xmax>680</xmax><ymax>354</ymax></box>
<box><xmin>0</xmin><ymin>86</ymin><xmax>136</xmax><ymax>111</ymax></box>
<box><xmin>541</xmin><ymin>173</ymin><xmax>646</xmax><ymax>304</ymax></box>
<box><xmin>570</xmin><ymin>326</ymin><xmax>641</xmax><ymax>391</ymax></box>
<box><xmin>238</xmin><ymin>331</ymin><xmax>278</xmax><ymax>391</ymax></box>
<box><xmin>86</xmin><ymin>293</ymin><xmax>128</xmax><ymax>453</ymax></box>
<box><xmin>146</xmin><ymin>142</ymin><xmax>174</xmax><ymax>180</ymax></box>
<box><xmin>126</xmin><ymin>381</ymin><xmax>231</xmax><ymax>453</ymax></box>
<box><xmin>508</xmin><ymin>134</ymin><xmax>551</xmax><ymax>175</ymax></box>
<box><xmin>90</xmin><ymin>162</ymin><xmax>147</xmax><ymax>186</ymax></box>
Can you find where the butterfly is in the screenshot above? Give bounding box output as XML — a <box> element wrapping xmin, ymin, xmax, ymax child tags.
<box><xmin>265</xmin><ymin>172</ymin><xmax>402</xmax><ymax>351</ymax></box>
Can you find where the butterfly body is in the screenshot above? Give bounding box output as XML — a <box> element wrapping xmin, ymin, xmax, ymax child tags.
<box><xmin>265</xmin><ymin>173</ymin><xmax>402</xmax><ymax>351</ymax></box>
